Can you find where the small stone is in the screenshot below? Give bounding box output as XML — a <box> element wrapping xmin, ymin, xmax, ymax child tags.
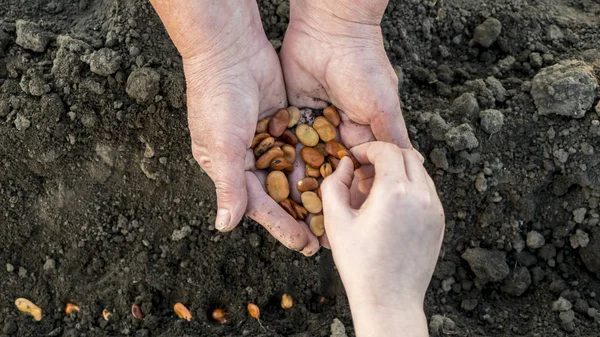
<box><xmin>330</xmin><ymin>318</ymin><xmax>348</xmax><ymax>337</ymax></box>
<box><xmin>501</xmin><ymin>267</ymin><xmax>531</xmax><ymax>296</ymax></box>
<box><xmin>43</xmin><ymin>258</ymin><xmax>56</xmax><ymax>271</ymax></box>
<box><xmin>530</xmin><ymin>52</ymin><xmax>543</xmax><ymax>69</ymax></box>
<box><xmin>547</xmin><ymin>25</ymin><xmax>564</xmax><ymax>40</ymax></box>
<box><xmin>171</xmin><ymin>226</ymin><xmax>192</xmax><ymax>241</ymax></box>
<box><xmin>461</xmin><ymin>299</ymin><xmax>478</xmax><ymax>311</ymax></box>
<box><xmin>479</xmin><ymin>109</ymin><xmax>504</xmax><ymax>134</ymax></box>
<box><xmin>570</xmin><ymin>229</ymin><xmax>590</xmax><ymax>249</ymax></box>
<box><xmin>559</xmin><ymin>309</ymin><xmax>575</xmax><ymax>323</ymax></box>
<box><xmin>475</xmin><ymin>173</ymin><xmax>487</xmax><ymax>192</ymax></box>
<box><xmin>14</xmin><ymin>113</ymin><xmax>31</xmax><ymax>131</ymax></box>
<box><xmin>552</xmin><ymin>297</ymin><xmax>573</xmax><ymax>312</ymax></box>
<box><xmin>473</xmin><ymin>17</ymin><xmax>502</xmax><ymax>48</ymax></box>
<box><xmin>18</xmin><ymin>267</ymin><xmax>27</xmax><ymax>278</ymax></box>
<box><xmin>429</xmin><ymin>315</ymin><xmax>445</xmax><ymax>335</ymax></box>
<box><xmin>83</xmin><ymin>48</ymin><xmax>121</xmax><ymax>76</ymax></box>
<box><xmin>531</xmin><ymin>60</ymin><xmax>598</xmax><ymax>118</ymax></box>
<box><xmin>461</xmin><ymin>248</ymin><xmax>509</xmax><ymax>284</ymax></box>
<box><xmin>574</xmin><ymin>299</ymin><xmax>589</xmax><ymax>314</ymax></box>
<box><xmin>526</xmin><ymin>230</ymin><xmax>545</xmax><ymax>249</ymax></box>
<box><xmin>6</xmin><ymin>263</ymin><xmax>14</xmax><ymax>273</ymax></box>
<box><xmin>572</xmin><ymin>207</ymin><xmax>587</xmax><ymax>224</ymax></box>
<box><xmin>445</xmin><ymin>124</ymin><xmax>479</xmax><ymax>151</ymax></box>
<box><xmin>126</xmin><ymin>67</ymin><xmax>161</xmax><ymax>103</ymax></box>
<box><xmin>442</xmin><ymin>277</ymin><xmax>455</xmax><ymax>292</ymax></box>
<box><xmin>451</xmin><ymin>92</ymin><xmax>480</xmax><ymax>118</ymax></box>
<box><xmin>16</xmin><ymin>20</ymin><xmax>51</xmax><ymax>52</ymax></box>
<box><xmin>248</xmin><ymin>233</ymin><xmax>261</xmax><ymax>248</ymax></box>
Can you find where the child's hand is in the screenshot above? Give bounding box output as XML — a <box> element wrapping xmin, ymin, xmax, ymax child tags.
<box><xmin>321</xmin><ymin>142</ymin><xmax>445</xmax><ymax>337</ymax></box>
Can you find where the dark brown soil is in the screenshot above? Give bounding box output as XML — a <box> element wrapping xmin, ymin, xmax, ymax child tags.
<box><xmin>1</xmin><ymin>0</ymin><xmax>600</xmax><ymax>336</ymax></box>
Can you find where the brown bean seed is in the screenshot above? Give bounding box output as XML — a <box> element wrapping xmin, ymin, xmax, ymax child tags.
<box><xmin>323</xmin><ymin>106</ymin><xmax>341</xmax><ymax>127</ymax></box>
<box><xmin>279</xmin><ymin>198</ymin><xmax>297</xmax><ymax>219</ymax></box>
<box><xmin>337</xmin><ymin>149</ymin><xmax>361</xmax><ymax>169</ymax></box>
<box><xmin>266</xmin><ymin>171</ymin><xmax>290</xmax><ymax>202</ymax></box>
<box><xmin>314</xmin><ymin>143</ymin><xmax>327</xmax><ymax>156</ymax></box>
<box><xmin>301</xmin><ymin>191</ymin><xmax>322</xmax><ymax>214</ymax></box>
<box><xmin>325</xmin><ymin>141</ymin><xmax>348</xmax><ymax>159</ymax></box>
<box><xmin>297</xmin><ymin>177</ymin><xmax>319</xmax><ymax>192</ymax></box>
<box><xmin>273</xmin><ymin>140</ymin><xmax>285</xmax><ymax>147</ymax></box>
<box><xmin>270</xmin><ymin>156</ymin><xmax>293</xmax><ymax>172</ymax></box>
<box><xmin>287</xmin><ymin>106</ymin><xmax>301</xmax><ymax>128</ymax></box>
<box><xmin>313</xmin><ymin>116</ymin><xmax>336</xmax><ymax>142</ymax></box>
<box><xmin>282</xmin><ymin>144</ymin><xmax>296</xmax><ymax>164</ymax></box>
<box><xmin>296</xmin><ymin>124</ymin><xmax>319</xmax><ymax>147</ymax></box>
<box><xmin>317</xmin><ymin>187</ymin><xmax>322</xmax><ymax>199</ymax></box>
<box><xmin>327</xmin><ymin>156</ymin><xmax>340</xmax><ymax>169</ymax></box>
<box><xmin>268</xmin><ymin>108</ymin><xmax>290</xmax><ymax>137</ymax></box>
<box><xmin>251</xmin><ymin>133</ymin><xmax>271</xmax><ymax>148</ymax></box>
<box><xmin>281</xmin><ymin>129</ymin><xmax>299</xmax><ymax>146</ymax></box>
<box><xmin>306</xmin><ymin>164</ymin><xmax>321</xmax><ymax>178</ymax></box>
<box><xmin>301</xmin><ymin>147</ymin><xmax>325</xmax><ymax>168</ymax></box>
<box><xmin>309</xmin><ymin>215</ymin><xmax>325</xmax><ymax>237</ymax></box>
<box><xmin>290</xmin><ymin>199</ymin><xmax>308</xmax><ymax>220</ymax></box>
<box><xmin>254</xmin><ymin>136</ymin><xmax>275</xmax><ymax>157</ymax></box>
<box><xmin>320</xmin><ymin>163</ymin><xmax>333</xmax><ymax>178</ymax></box>
<box><xmin>256</xmin><ymin>116</ymin><xmax>271</xmax><ymax>134</ymax></box>
<box><xmin>256</xmin><ymin>146</ymin><xmax>283</xmax><ymax>169</ymax></box>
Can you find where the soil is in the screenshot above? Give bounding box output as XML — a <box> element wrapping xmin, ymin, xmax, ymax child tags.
<box><xmin>1</xmin><ymin>0</ymin><xmax>600</xmax><ymax>336</ymax></box>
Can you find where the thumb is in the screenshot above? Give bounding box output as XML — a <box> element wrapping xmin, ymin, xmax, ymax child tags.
<box><xmin>192</xmin><ymin>133</ymin><xmax>249</xmax><ymax>232</ymax></box>
<box><xmin>321</xmin><ymin>156</ymin><xmax>355</xmax><ymax>231</ymax></box>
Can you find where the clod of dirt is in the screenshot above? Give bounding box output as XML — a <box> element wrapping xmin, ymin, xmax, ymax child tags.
<box><xmin>501</xmin><ymin>267</ymin><xmax>531</xmax><ymax>296</ymax></box>
<box><xmin>444</xmin><ymin>124</ymin><xmax>479</xmax><ymax>151</ymax></box>
<box><xmin>484</xmin><ymin>77</ymin><xmax>506</xmax><ymax>103</ymax></box>
<box><xmin>479</xmin><ymin>109</ymin><xmax>504</xmax><ymax>134</ymax></box>
<box><xmin>2</xmin><ymin>320</ymin><xmax>17</xmax><ymax>335</ymax></box>
<box><xmin>553</xmin><ymin>297</ymin><xmax>573</xmax><ymax>312</ymax></box>
<box><xmin>330</xmin><ymin>318</ymin><xmax>347</xmax><ymax>337</ymax></box>
<box><xmin>526</xmin><ymin>230</ymin><xmax>545</xmax><ymax>249</ymax></box>
<box><xmin>15</xmin><ymin>20</ymin><xmax>51</xmax><ymax>52</ymax></box>
<box><xmin>570</xmin><ymin>229</ymin><xmax>590</xmax><ymax>249</ymax></box>
<box><xmin>429</xmin><ymin>148</ymin><xmax>449</xmax><ymax>170</ymax></box>
<box><xmin>580</xmin><ymin>227</ymin><xmax>600</xmax><ymax>278</ymax></box>
<box><xmin>461</xmin><ymin>247</ymin><xmax>509</xmax><ymax>285</ymax></box>
<box><xmin>171</xmin><ymin>225</ymin><xmax>192</xmax><ymax>241</ymax></box>
<box><xmin>14</xmin><ymin>113</ymin><xmax>31</xmax><ymax>131</ymax></box>
<box><xmin>429</xmin><ymin>114</ymin><xmax>451</xmax><ymax>141</ymax></box>
<box><xmin>126</xmin><ymin>67</ymin><xmax>161</xmax><ymax>103</ymax></box>
<box><xmin>451</xmin><ymin>92</ymin><xmax>480</xmax><ymax>119</ymax></box>
<box><xmin>429</xmin><ymin>314</ymin><xmax>456</xmax><ymax>336</ymax></box>
<box><xmin>531</xmin><ymin>60</ymin><xmax>598</xmax><ymax>118</ymax></box>
<box><xmin>82</xmin><ymin>48</ymin><xmax>122</xmax><ymax>76</ymax></box>
<box><xmin>472</xmin><ymin>17</ymin><xmax>502</xmax><ymax>48</ymax></box>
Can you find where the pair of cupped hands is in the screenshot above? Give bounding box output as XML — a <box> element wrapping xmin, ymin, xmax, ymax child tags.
<box><xmin>152</xmin><ymin>1</ymin><xmax>416</xmax><ymax>256</ymax></box>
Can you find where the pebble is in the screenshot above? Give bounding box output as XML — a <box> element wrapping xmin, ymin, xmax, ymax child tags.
<box><xmin>461</xmin><ymin>248</ymin><xmax>509</xmax><ymax>284</ymax></box>
<box><xmin>531</xmin><ymin>60</ymin><xmax>597</xmax><ymax>118</ymax></box>
<box><xmin>14</xmin><ymin>113</ymin><xmax>31</xmax><ymax>131</ymax></box>
<box><xmin>526</xmin><ymin>230</ymin><xmax>545</xmax><ymax>249</ymax></box>
<box><xmin>570</xmin><ymin>229</ymin><xmax>590</xmax><ymax>249</ymax></box>
<box><xmin>330</xmin><ymin>318</ymin><xmax>348</xmax><ymax>337</ymax></box>
<box><xmin>43</xmin><ymin>258</ymin><xmax>56</xmax><ymax>271</ymax></box>
<box><xmin>18</xmin><ymin>267</ymin><xmax>27</xmax><ymax>278</ymax></box>
<box><xmin>479</xmin><ymin>109</ymin><xmax>504</xmax><ymax>134</ymax></box>
<box><xmin>126</xmin><ymin>67</ymin><xmax>161</xmax><ymax>103</ymax></box>
<box><xmin>473</xmin><ymin>17</ymin><xmax>502</xmax><ymax>48</ymax></box>
<box><xmin>572</xmin><ymin>207</ymin><xmax>587</xmax><ymax>224</ymax></box>
<box><xmin>429</xmin><ymin>315</ymin><xmax>456</xmax><ymax>335</ymax></box>
<box><xmin>171</xmin><ymin>226</ymin><xmax>192</xmax><ymax>241</ymax></box>
<box><xmin>553</xmin><ymin>297</ymin><xmax>573</xmax><ymax>312</ymax></box>
<box><xmin>6</xmin><ymin>263</ymin><xmax>14</xmax><ymax>273</ymax></box>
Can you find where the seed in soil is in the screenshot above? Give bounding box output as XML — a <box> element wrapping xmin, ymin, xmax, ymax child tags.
<box><xmin>301</xmin><ymin>147</ymin><xmax>325</xmax><ymax>168</ymax></box>
<box><xmin>282</xmin><ymin>144</ymin><xmax>296</xmax><ymax>163</ymax></box>
<box><xmin>268</xmin><ymin>108</ymin><xmax>290</xmax><ymax>137</ymax></box>
<box><xmin>297</xmin><ymin>177</ymin><xmax>319</xmax><ymax>192</ymax></box>
<box><xmin>256</xmin><ymin>116</ymin><xmax>271</xmax><ymax>134</ymax></box>
<box><xmin>313</xmin><ymin>116</ymin><xmax>337</xmax><ymax>142</ymax></box>
<box><xmin>266</xmin><ymin>171</ymin><xmax>290</xmax><ymax>202</ymax></box>
<box><xmin>325</xmin><ymin>140</ymin><xmax>348</xmax><ymax>158</ymax></box>
<box><xmin>306</xmin><ymin>164</ymin><xmax>321</xmax><ymax>178</ymax></box>
<box><xmin>251</xmin><ymin>133</ymin><xmax>271</xmax><ymax>148</ymax></box>
<box><xmin>212</xmin><ymin>308</ymin><xmax>228</xmax><ymax>324</ymax></box>
<box><xmin>296</xmin><ymin>124</ymin><xmax>320</xmax><ymax>147</ymax></box>
<box><xmin>102</xmin><ymin>308</ymin><xmax>112</xmax><ymax>321</ymax></box>
<box><xmin>290</xmin><ymin>199</ymin><xmax>308</xmax><ymax>220</ymax></box>
<box><xmin>281</xmin><ymin>294</ymin><xmax>293</xmax><ymax>309</ymax></box>
<box><xmin>309</xmin><ymin>215</ymin><xmax>325</xmax><ymax>237</ymax></box>
<box><xmin>247</xmin><ymin>303</ymin><xmax>260</xmax><ymax>319</ymax></box>
<box><xmin>131</xmin><ymin>303</ymin><xmax>143</xmax><ymax>319</ymax></box>
<box><xmin>174</xmin><ymin>302</ymin><xmax>192</xmax><ymax>321</ymax></box>
<box><xmin>253</xmin><ymin>136</ymin><xmax>274</xmax><ymax>156</ymax></box>
<box><xmin>279</xmin><ymin>198</ymin><xmax>297</xmax><ymax>219</ymax></box>
<box><xmin>65</xmin><ymin>303</ymin><xmax>80</xmax><ymax>315</ymax></box>
<box><xmin>323</xmin><ymin>106</ymin><xmax>341</xmax><ymax>127</ymax></box>
<box><xmin>280</xmin><ymin>129</ymin><xmax>299</xmax><ymax>146</ymax></box>
<box><xmin>287</xmin><ymin>106</ymin><xmax>300</xmax><ymax>127</ymax></box>
<box><xmin>320</xmin><ymin>163</ymin><xmax>333</xmax><ymax>178</ymax></box>
<box><xmin>15</xmin><ymin>298</ymin><xmax>42</xmax><ymax>321</ymax></box>
<box><xmin>301</xmin><ymin>191</ymin><xmax>322</xmax><ymax>214</ymax></box>
<box><xmin>255</xmin><ymin>146</ymin><xmax>284</xmax><ymax>169</ymax></box>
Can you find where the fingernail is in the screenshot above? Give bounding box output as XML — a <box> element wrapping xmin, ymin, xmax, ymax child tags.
<box><xmin>413</xmin><ymin>148</ymin><xmax>425</xmax><ymax>163</ymax></box>
<box><xmin>215</xmin><ymin>208</ymin><xmax>230</xmax><ymax>231</ymax></box>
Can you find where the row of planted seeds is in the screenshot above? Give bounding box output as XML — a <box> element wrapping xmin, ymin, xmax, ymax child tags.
<box><xmin>252</xmin><ymin>105</ymin><xmax>359</xmax><ymax>237</ymax></box>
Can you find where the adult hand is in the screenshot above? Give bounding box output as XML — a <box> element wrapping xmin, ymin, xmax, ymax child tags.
<box><xmin>150</xmin><ymin>0</ymin><xmax>319</xmax><ymax>254</ymax></box>
<box><xmin>280</xmin><ymin>0</ymin><xmax>411</xmax><ymax>150</ymax></box>
<box><xmin>321</xmin><ymin>143</ymin><xmax>445</xmax><ymax>337</ymax></box>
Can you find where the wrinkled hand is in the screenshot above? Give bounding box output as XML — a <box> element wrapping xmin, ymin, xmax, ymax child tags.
<box><xmin>280</xmin><ymin>0</ymin><xmax>411</xmax><ymax>150</ymax></box>
<box><xmin>151</xmin><ymin>0</ymin><xmax>318</xmax><ymax>254</ymax></box>
<box><xmin>321</xmin><ymin>143</ymin><xmax>444</xmax><ymax>337</ymax></box>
